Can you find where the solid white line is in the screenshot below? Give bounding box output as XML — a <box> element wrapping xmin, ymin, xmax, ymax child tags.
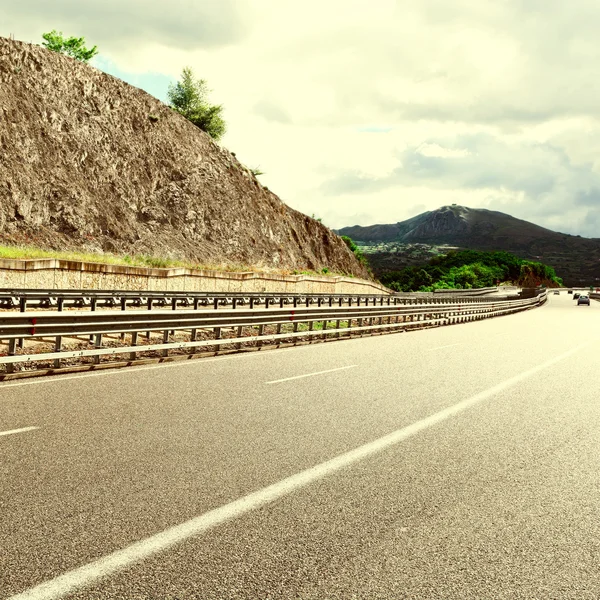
<box><xmin>427</xmin><ymin>343</ymin><xmax>462</xmax><ymax>351</ymax></box>
<box><xmin>7</xmin><ymin>342</ymin><xmax>587</xmax><ymax>600</ymax></box>
<box><xmin>265</xmin><ymin>365</ymin><xmax>358</xmax><ymax>384</ymax></box>
<box><xmin>0</xmin><ymin>426</ymin><xmax>39</xmax><ymax>438</ymax></box>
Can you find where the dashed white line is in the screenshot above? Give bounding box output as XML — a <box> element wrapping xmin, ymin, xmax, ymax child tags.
<box><xmin>265</xmin><ymin>365</ymin><xmax>358</xmax><ymax>384</ymax></box>
<box><xmin>0</xmin><ymin>426</ymin><xmax>39</xmax><ymax>438</ymax></box>
<box><xmin>427</xmin><ymin>343</ymin><xmax>462</xmax><ymax>351</ymax></box>
<box><xmin>0</xmin><ymin>344</ymin><xmax>324</xmax><ymax>391</ymax></box>
<box><xmin>7</xmin><ymin>343</ymin><xmax>587</xmax><ymax>600</ymax></box>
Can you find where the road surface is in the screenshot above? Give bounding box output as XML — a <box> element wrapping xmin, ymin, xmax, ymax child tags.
<box><xmin>1</xmin><ymin>293</ymin><xmax>599</xmax><ymax>599</ymax></box>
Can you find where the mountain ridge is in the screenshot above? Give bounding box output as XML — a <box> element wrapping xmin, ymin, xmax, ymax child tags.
<box><xmin>338</xmin><ymin>205</ymin><xmax>600</xmax><ymax>286</ymax></box>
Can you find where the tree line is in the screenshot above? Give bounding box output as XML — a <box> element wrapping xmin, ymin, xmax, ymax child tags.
<box><xmin>378</xmin><ymin>250</ymin><xmax>563</xmax><ymax>292</ymax></box>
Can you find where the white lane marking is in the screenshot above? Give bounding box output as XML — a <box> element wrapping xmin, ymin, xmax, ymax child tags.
<box><xmin>427</xmin><ymin>343</ymin><xmax>461</xmax><ymax>351</ymax></box>
<box><xmin>265</xmin><ymin>365</ymin><xmax>358</xmax><ymax>384</ymax></box>
<box><xmin>7</xmin><ymin>343</ymin><xmax>587</xmax><ymax>600</ymax></box>
<box><xmin>0</xmin><ymin>426</ymin><xmax>39</xmax><ymax>438</ymax></box>
<box><xmin>0</xmin><ymin>344</ymin><xmax>322</xmax><ymax>391</ymax></box>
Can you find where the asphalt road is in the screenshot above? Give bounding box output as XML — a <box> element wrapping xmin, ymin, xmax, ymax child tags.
<box><xmin>1</xmin><ymin>292</ymin><xmax>599</xmax><ymax>599</ymax></box>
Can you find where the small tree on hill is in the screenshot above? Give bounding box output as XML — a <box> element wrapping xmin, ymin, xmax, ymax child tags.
<box><xmin>167</xmin><ymin>67</ymin><xmax>226</xmax><ymax>141</ymax></box>
<box><xmin>41</xmin><ymin>30</ymin><xmax>98</xmax><ymax>62</ymax></box>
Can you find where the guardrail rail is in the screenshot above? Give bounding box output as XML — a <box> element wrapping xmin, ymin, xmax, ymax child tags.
<box><xmin>0</xmin><ymin>288</ymin><xmax>517</xmax><ymax>312</ymax></box>
<box><xmin>0</xmin><ymin>290</ymin><xmax>547</xmax><ymax>378</ymax></box>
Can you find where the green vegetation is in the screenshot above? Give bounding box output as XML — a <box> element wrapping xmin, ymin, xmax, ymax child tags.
<box><xmin>167</xmin><ymin>67</ymin><xmax>226</xmax><ymax>141</ymax></box>
<box><xmin>379</xmin><ymin>250</ymin><xmax>563</xmax><ymax>292</ymax></box>
<box><xmin>341</xmin><ymin>235</ymin><xmax>368</xmax><ymax>267</ymax></box>
<box><xmin>0</xmin><ymin>244</ymin><xmax>346</xmax><ymax>278</ymax></box>
<box><xmin>41</xmin><ymin>30</ymin><xmax>98</xmax><ymax>62</ymax></box>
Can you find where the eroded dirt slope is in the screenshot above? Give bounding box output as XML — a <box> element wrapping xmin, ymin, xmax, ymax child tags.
<box><xmin>0</xmin><ymin>37</ymin><xmax>368</xmax><ymax>277</ymax></box>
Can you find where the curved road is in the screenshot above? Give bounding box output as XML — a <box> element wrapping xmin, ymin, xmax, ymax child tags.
<box><xmin>1</xmin><ymin>293</ymin><xmax>599</xmax><ymax>599</ymax></box>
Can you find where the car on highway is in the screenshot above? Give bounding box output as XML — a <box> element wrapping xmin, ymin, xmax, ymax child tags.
<box><xmin>553</xmin><ymin>290</ymin><xmax>560</xmax><ymax>295</ymax></box>
<box><xmin>577</xmin><ymin>295</ymin><xmax>590</xmax><ymax>305</ymax></box>
<box><xmin>574</xmin><ymin>293</ymin><xmax>580</xmax><ymax>299</ymax></box>
<box><xmin>568</xmin><ymin>289</ymin><xmax>573</xmax><ymax>294</ymax></box>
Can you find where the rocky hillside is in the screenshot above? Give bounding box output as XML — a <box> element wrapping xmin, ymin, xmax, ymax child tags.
<box><xmin>339</xmin><ymin>205</ymin><xmax>600</xmax><ymax>286</ymax></box>
<box><xmin>0</xmin><ymin>37</ymin><xmax>369</xmax><ymax>277</ymax></box>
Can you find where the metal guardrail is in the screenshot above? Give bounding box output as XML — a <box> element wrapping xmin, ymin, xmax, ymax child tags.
<box><xmin>432</xmin><ymin>286</ymin><xmax>499</xmax><ymax>295</ymax></box>
<box><xmin>0</xmin><ymin>291</ymin><xmax>547</xmax><ymax>377</ymax></box>
<box><xmin>0</xmin><ymin>288</ymin><xmax>517</xmax><ymax>312</ymax></box>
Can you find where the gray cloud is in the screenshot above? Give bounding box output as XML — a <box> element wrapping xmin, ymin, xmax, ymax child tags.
<box><xmin>255</xmin><ymin>0</ymin><xmax>600</xmax><ymax>129</ymax></box>
<box><xmin>323</xmin><ymin>134</ymin><xmax>593</xmax><ymax>196</ymax></box>
<box><xmin>3</xmin><ymin>0</ymin><xmax>250</xmax><ymax>51</ymax></box>
<box><xmin>253</xmin><ymin>100</ymin><xmax>292</xmax><ymax>124</ymax></box>
<box><xmin>574</xmin><ymin>188</ymin><xmax>600</xmax><ymax>207</ymax></box>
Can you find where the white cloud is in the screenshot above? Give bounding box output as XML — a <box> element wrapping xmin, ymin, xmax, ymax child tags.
<box><xmin>416</xmin><ymin>143</ymin><xmax>471</xmax><ymax>158</ymax></box>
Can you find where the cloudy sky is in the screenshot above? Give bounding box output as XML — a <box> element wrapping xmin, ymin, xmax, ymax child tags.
<box><xmin>5</xmin><ymin>0</ymin><xmax>600</xmax><ymax>236</ymax></box>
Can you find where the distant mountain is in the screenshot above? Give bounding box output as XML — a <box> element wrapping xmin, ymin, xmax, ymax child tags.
<box><xmin>338</xmin><ymin>205</ymin><xmax>600</xmax><ymax>286</ymax></box>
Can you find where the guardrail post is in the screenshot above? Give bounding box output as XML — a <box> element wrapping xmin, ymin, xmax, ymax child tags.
<box><xmin>93</xmin><ymin>334</ymin><xmax>102</xmax><ymax>365</ymax></box>
<box><xmin>16</xmin><ymin>298</ymin><xmax>26</xmax><ymax>350</ymax></box>
<box><xmin>120</xmin><ymin>299</ymin><xmax>127</xmax><ymax>341</ymax></box>
<box><xmin>53</xmin><ymin>336</ymin><xmax>62</xmax><ymax>369</ymax></box>
<box><xmin>236</xmin><ymin>325</ymin><xmax>243</xmax><ymax>350</ymax></box>
<box><xmin>6</xmin><ymin>338</ymin><xmax>16</xmax><ymax>374</ymax></box>
<box><xmin>129</xmin><ymin>331</ymin><xmax>138</xmax><ymax>361</ymax></box>
<box><xmin>214</xmin><ymin>327</ymin><xmax>221</xmax><ymax>352</ymax></box>
<box><xmin>162</xmin><ymin>330</ymin><xmax>169</xmax><ymax>357</ymax></box>
<box><xmin>257</xmin><ymin>324</ymin><xmax>264</xmax><ymax>348</ymax></box>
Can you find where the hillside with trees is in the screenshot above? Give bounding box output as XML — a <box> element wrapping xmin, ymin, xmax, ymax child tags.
<box><xmin>338</xmin><ymin>205</ymin><xmax>600</xmax><ymax>287</ymax></box>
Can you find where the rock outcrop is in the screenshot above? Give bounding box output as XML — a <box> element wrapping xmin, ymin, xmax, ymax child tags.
<box><xmin>0</xmin><ymin>37</ymin><xmax>369</xmax><ymax>278</ymax></box>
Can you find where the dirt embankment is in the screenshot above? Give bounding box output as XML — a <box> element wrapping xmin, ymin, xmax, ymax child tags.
<box><xmin>0</xmin><ymin>37</ymin><xmax>369</xmax><ymax>278</ymax></box>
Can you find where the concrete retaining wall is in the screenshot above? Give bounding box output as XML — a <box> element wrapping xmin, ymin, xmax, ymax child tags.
<box><xmin>0</xmin><ymin>259</ymin><xmax>390</xmax><ymax>295</ymax></box>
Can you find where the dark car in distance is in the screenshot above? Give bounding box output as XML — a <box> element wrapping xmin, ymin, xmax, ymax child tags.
<box><xmin>574</xmin><ymin>293</ymin><xmax>580</xmax><ymax>299</ymax></box>
<box><xmin>577</xmin><ymin>295</ymin><xmax>590</xmax><ymax>305</ymax></box>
